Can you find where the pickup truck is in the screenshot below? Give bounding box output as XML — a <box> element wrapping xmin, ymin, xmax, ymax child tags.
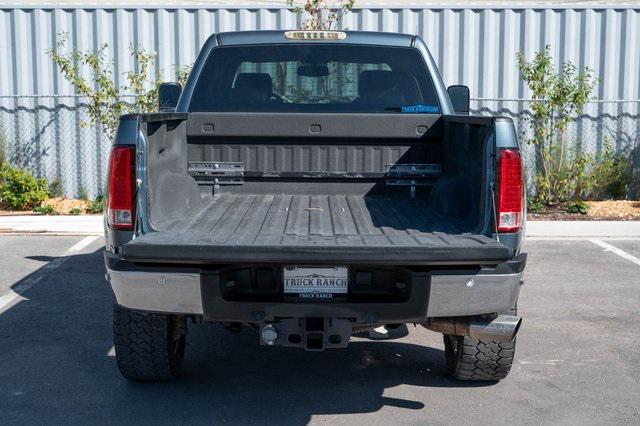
<box><xmin>104</xmin><ymin>30</ymin><xmax>526</xmax><ymax>382</ymax></box>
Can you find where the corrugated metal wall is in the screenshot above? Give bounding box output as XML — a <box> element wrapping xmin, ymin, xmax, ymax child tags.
<box><xmin>0</xmin><ymin>6</ymin><xmax>639</xmax><ymax>197</ymax></box>
<box><xmin>2</xmin><ymin>7</ymin><xmax>639</xmax><ymax>99</ymax></box>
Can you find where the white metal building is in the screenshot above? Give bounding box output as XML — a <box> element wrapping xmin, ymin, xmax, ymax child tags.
<box><xmin>0</xmin><ymin>2</ymin><xmax>638</xmax><ymax>196</ymax></box>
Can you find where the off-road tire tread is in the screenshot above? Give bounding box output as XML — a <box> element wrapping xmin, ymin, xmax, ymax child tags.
<box><xmin>113</xmin><ymin>305</ymin><xmax>184</xmax><ymax>381</ymax></box>
<box><xmin>445</xmin><ymin>336</ymin><xmax>516</xmax><ymax>381</ymax></box>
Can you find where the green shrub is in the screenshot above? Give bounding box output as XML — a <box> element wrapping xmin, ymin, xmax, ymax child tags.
<box><xmin>287</xmin><ymin>0</ymin><xmax>356</xmax><ymax>30</ymax></box>
<box><xmin>589</xmin><ymin>141</ymin><xmax>632</xmax><ymax>200</ymax></box>
<box><xmin>566</xmin><ymin>200</ymin><xmax>589</xmax><ymax>215</ymax></box>
<box><xmin>48</xmin><ymin>38</ymin><xmax>181</xmax><ymax>140</ymax></box>
<box><xmin>0</xmin><ymin>164</ymin><xmax>49</xmax><ymax>210</ymax></box>
<box><xmin>48</xmin><ymin>177</ymin><xmax>64</xmax><ymax>198</ymax></box>
<box><xmin>34</xmin><ymin>205</ymin><xmax>56</xmax><ymax>215</ymax></box>
<box><xmin>78</xmin><ymin>187</ymin><xmax>90</xmax><ymax>201</ymax></box>
<box><xmin>527</xmin><ymin>198</ymin><xmax>545</xmax><ymax>213</ymax></box>
<box><xmin>69</xmin><ymin>207</ymin><xmax>82</xmax><ymax>215</ymax></box>
<box><xmin>517</xmin><ymin>46</ymin><xmax>596</xmax><ymax>206</ymax></box>
<box><xmin>86</xmin><ymin>195</ymin><xmax>104</xmax><ymax>214</ymax></box>
<box><xmin>532</xmin><ymin>148</ymin><xmax>592</xmax><ymax>205</ymax></box>
<box><xmin>528</xmin><ymin>143</ymin><xmax>633</xmax><ymax>206</ymax></box>
<box><xmin>0</xmin><ymin>130</ymin><xmax>6</xmax><ymax>166</ymax></box>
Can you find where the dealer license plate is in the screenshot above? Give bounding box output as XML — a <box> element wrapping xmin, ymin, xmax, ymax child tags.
<box><xmin>283</xmin><ymin>266</ymin><xmax>348</xmax><ymax>300</ymax></box>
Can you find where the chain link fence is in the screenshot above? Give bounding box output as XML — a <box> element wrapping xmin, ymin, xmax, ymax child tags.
<box><xmin>1</xmin><ymin>95</ymin><xmax>639</xmax><ymax>199</ymax></box>
<box><xmin>471</xmin><ymin>99</ymin><xmax>640</xmax><ymax>198</ymax></box>
<box><xmin>0</xmin><ymin>96</ymin><xmax>109</xmax><ymax>200</ymax></box>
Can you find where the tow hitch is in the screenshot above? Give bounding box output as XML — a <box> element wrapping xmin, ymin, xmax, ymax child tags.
<box><xmin>260</xmin><ymin>318</ymin><xmax>353</xmax><ymax>351</ymax></box>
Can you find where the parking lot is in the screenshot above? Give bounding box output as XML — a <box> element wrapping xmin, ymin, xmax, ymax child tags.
<box><xmin>0</xmin><ymin>235</ymin><xmax>639</xmax><ymax>424</ymax></box>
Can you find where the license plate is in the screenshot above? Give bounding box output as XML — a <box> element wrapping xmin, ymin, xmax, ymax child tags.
<box><xmin>283</xmin><ymin>266</ymin><xmax>348</xmax><ymax>299</ymax></box>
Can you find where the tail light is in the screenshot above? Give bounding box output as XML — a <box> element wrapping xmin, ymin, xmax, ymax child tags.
<box><xmin>495</xmin><ymin>149</ymin><xmax>523</xmax><ymax>233</ymax></box>
<box><xmin>107</xmin><ymin>146</ymin><xmax>136</xmax><ymax>230</ymax></box>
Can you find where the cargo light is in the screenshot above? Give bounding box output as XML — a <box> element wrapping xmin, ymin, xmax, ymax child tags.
<box><xmin>107</xmin><ymin>145</ymin><xmax>136</xmax><ymax>230</ymax></box>
<box><xmin>495</xmin><ymin>149</ymin><xmax>523</xmax><ymax>233</ymax></box>
<box><xmin>284</xmin><ymin>30</ymin><xmax>347</xmax><ymax>40</ymax></box>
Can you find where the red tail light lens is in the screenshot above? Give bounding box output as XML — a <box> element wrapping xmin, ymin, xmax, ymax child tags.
<box><xmin>107</xmin><ymin>146</ymin><xmax>136</xmax><ymax>230</ymax></box>
<box><xmin>495</xmin><ymin>149</ymin><xmax>523</xmax><ymax>232</ymax></box>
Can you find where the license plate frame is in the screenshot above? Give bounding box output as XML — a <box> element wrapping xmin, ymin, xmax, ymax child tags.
<box><xmin>283</xmin><ymin>266</ymin><xmax>348</xmax><ymax>300</ymax></box>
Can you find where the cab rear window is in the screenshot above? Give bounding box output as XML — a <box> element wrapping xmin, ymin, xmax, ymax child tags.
<box><xmin>189</xmin><ymin>44</ymin><xmax>440</xmax><ymax>113</ymax></box>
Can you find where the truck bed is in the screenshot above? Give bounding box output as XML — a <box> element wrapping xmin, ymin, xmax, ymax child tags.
<box><xmin>122</xmin><ymin>194</ymin><xmax>509</xmax><ymax>264</ymax></box>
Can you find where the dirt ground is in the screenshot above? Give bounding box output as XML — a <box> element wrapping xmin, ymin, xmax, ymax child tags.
<box><xmin>0</xmin><ymin>198</ymin><xmax>91</xmax><ymax>216</ymax></box>
<box><xmin>40</xmin><ymin>197</ymin><xmax>88</xmax><ymax>215</ymax></box>
<box><xmin>528</xmin><ymin>200</ymin><xmax>640</xmax><ymax>221</ymax></box>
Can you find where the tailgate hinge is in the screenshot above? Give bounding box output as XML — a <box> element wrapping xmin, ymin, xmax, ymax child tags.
<box><xmin>188</xmin><ymin>161</ymin><xmax>244</xmax><ymax>186</ymax></box>
<box><xmin>385</xmin><ymin>163</ymin><xmax>441</xmax><ymax>198</ymax></box>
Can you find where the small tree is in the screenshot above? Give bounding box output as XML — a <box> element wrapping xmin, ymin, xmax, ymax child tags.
<box><xmin>176</xmin><ymin>64</ymin><xmax>192</xmax><ymax>87</ymax></box>
<box><xmin>517</xmin><ymin>45</ymin><xmax>597</xmax><ymax>205</ymax></box>
<box><xmin>48</xmin><ymin>36</ymin><xmax>191</xmax><ymax>140</ymax></box>
<box><xmin>0</xmin><ymin>126</ymin><xmax>7</xmax><ymax>166</ymax></box>
<box><xmin>287</xmin><ymin>0</ymin><xmax>355</xmax><ymax>30</ymax></box>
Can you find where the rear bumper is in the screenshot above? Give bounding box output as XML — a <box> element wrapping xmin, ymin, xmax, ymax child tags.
<box><xmin>105</xmin><ymin>252</ymin><xmax>525</xmax><ymax>322</ymax></box>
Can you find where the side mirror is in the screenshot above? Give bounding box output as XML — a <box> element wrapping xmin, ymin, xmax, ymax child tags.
<box><xmin>158</xmin><ymin>82</ymin><xmax>182</xmax><ymax>112</ymax></box>
<box><xmin>447</xmin><ymin>85</ymin><xmax>470</xmax><ymax>115</ymax></box>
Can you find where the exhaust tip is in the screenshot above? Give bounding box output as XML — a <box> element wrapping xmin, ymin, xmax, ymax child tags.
<box><xmin>423</xmin><ymin>315</ymin><xmax>522</xmax><ymax>342</ymax></box>
<box><xmin>469</xmin><ymin>315</ymin><xmax>522</xmax><ymax>342</ymax></box>
<box><xmin>511</xmin><ymin>317</ymin><xmax>522</xmax><ymax>341</ymax></box>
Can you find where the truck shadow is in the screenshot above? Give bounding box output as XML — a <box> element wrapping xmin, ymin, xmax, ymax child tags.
<box><xmin>1</xmin><ymin>245</ymin><xmax>495</xmax><ymax>425</ymax></box>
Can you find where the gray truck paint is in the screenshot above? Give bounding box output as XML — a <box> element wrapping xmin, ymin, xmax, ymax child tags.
<box><xmin>104</xmin><ymin>30</ymin><xmax>525</xmax><ymax>324</ymax></box>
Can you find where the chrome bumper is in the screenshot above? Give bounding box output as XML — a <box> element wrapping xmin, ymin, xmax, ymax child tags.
<box><xmin>107</xmin><ymin>268</ymin><xmax>204</xmax><ymax>314</ymax></box>
<box><xmin>427</xmin><ymin>271</ymin><xmax>523</xmax><ymax>317</ymax></box>
<box><xmin>106</xmin><ymin>266</ymin><xmax>522</xmax><ymax>319</ymax></box>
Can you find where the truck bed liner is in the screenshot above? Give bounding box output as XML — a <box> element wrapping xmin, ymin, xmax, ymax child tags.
<box><xmin>122</xmin><ymin>194</ymin><xmax>508</xmax><ymax>264</ymax></box>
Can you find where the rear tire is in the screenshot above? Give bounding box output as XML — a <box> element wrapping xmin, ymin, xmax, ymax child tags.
<box><xmin>113</xmin><ymin>305</ymin><xmax>187</xmax><ymax>381</ymax></box>
<box><xmin>443</xmin><ymin>304</ymin><xmax>518</xmax><ymax>381</ymax></box>
<box><xmin>443</xmin><ymin>334</ymin><xmax>516</xmax><ymax>381</ymax></box>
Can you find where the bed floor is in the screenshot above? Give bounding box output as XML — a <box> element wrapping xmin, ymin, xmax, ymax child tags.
<box><xmin>122</xmin><ymin>194</ymin><xmax>509</xmax><ymax>264</ymax></box>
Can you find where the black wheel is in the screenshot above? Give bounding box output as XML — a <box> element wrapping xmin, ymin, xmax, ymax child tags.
<box><xmin>443</xmin><ymin>335</ymin><xmax>516</xmax><ymax>381</ymax></box>
<box><xmin>443</xmin><ymin>305</ymin><xmax>518</xmax><ymax>381</ymax></box>
<box><xmin>113</xmin><ymin>305</ymin><xmax>187</xmax><ymax>381</ymax></box>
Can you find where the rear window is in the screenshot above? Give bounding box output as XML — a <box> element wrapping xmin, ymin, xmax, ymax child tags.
<box><xmin>189</xmin><ymin>44</ymin><xmax>440</xmax><ymax>113</ymax></box>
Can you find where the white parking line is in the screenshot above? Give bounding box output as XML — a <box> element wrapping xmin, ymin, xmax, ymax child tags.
<box><xmin>590</xmin><ymin>239</ymin><xmax>640</xmax><ymax>267</ymax></box>
<box><xmin>0</xmin><ymin>236</ymin><xmax>100</xmax><ymax>313</ymax></box>
<box><xmin>66</xmin><ymin>236</ymin><xmax>100</xmax><ymax>254</ymax></box>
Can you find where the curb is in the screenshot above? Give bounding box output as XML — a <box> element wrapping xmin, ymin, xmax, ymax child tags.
<box><xmin>0</xmin><ymin>215</ymin><xmax>103</xmax><ymax>236</ymax></box>
<box><xmin>526</xmin><ymin>220</ymin><xmax>640</xmax><ymax>238</ymax></box>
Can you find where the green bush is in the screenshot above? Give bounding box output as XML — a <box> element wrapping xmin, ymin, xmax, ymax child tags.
<box><xmin>528</xmin><ymin>143</ymin><xmax>633</xmax><ymax>207</ymax></box>
<box><xmin>34</xmin><ymin>205</ymin><xmax>56</xmax><ymax>215</ymax></box>
<box><xmin>517</xmin><ymin>46</ymin><xmax>596</xmax><ymax>206</ymax></box>
<box><xmin>590</xmin><ymin>141</ymin><xmax>632</xmax><ymax>200</ymax></box>
<box><xmin>86</xmin><ymin>195</ymin><xmax>104</xmax><ymax>214</ymax></box>
<box><xmin>48</xmin><ymin>38</ymin><xmax>193</xmax><ymax>140</ymax></box>
<box><xmin>69</xmin><ymin>207</ymin><xmax>82</xmax><ymax>215</ymax></box>
<box><xmin>48</xmin><ymin>177</ymin><xmax>64</xmax><ymax>198</ymax></box>
<box><xmin>527</xmin><ymin>198</ymin><xmax>545</xmax><ymax>213</ymax></box>
<box><xmin>532</xmin><ymin>148</ymin><xmax>592</xmax><ymax>206</ymax></box>
<box><xmin>566</xmin><ymin>200</ymin><xmax>589</xmax><ymax>215</ymax></box>
<box><xmin>0</xmin><ymin>130</ymin><xmax>6</xmax><ymax>166</ymax></box>
<box><xmin>78</xmin><ymin>187</ymin><xmax>89</xmax><ymax>201</ymax></box>
<box><xmin>0</xmin><ymin>164</ymin><xmax>49</xmax><ymax>210</ymax></box>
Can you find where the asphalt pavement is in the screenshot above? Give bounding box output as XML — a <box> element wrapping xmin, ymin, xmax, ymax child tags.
<box><xmin>0</xmin><ymin>235</ymin><xmax>639</xmax><ymax>425</ymax></box>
